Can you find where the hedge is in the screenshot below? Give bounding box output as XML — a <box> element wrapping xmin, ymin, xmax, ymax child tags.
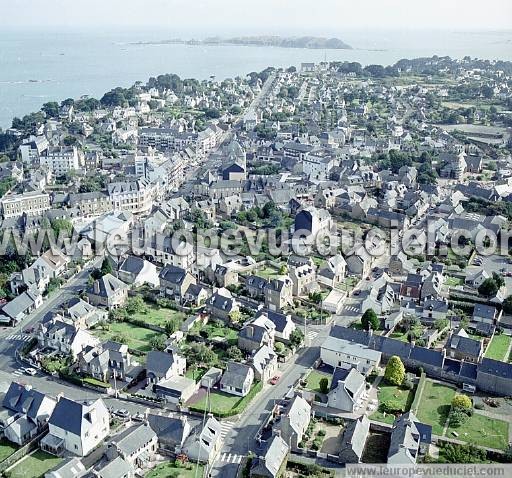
<box><xmin>410</xmin><ymin>372</ymin><xmax>426</xmax><ymax>414</ymax></box>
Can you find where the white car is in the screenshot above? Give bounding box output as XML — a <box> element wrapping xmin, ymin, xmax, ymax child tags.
<box><xmin>24</xmin><ymin>368</ymin><xmax>37</xmax><ymax>376</ymax></box>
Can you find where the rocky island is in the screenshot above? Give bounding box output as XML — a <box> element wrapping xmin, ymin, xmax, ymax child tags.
<box><xmin>133</xmin><ymin>35</ymin><xmax>353</xmax><ymax>49</ymax></box>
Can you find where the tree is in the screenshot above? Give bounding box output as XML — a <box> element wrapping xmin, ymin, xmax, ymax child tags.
<box><xmin>226</xmin><ymin>345</ymin><xmax>243</xmax><ymax>361</ymax></box>
<box><xmin>437</xmin><ymin>443</ymin><xmax>487</xmax><ymax>464</ymax></box>
<box><xmin>290</xmin><ymin>328</ymin><xmax>304</xmax><ymax>347</ymax></box>
<box><xmin>452</xmin><ymin>394</ymin><xmax>472</xmax><ymax>409</ymax></box>
<box><xmin>503</xmin><ymin>295</ymin><xmax>512</xmax><ymax>314</ymax></box>
<box><xmin>384</xmin><ymin>356</ymin><xmax>405</xmax><ymax>386</ymax></box>
<box><xmin>478</xmin><ymin>278</ymin><xmax>499</xmax><ymax>297</ymax></box>
<box><xmin>361</xmin><ymin>309</ymin><xmax>379</xmax><ymax>331</ymax></box>
<box><xmin>186</xmin><ymin>343</ymin><xmax>218</xmax><ymax>367</ymax></box>
<box><xmin>41</xmin><ymin>101</ymin><xmax>59</xmax><ymax>118</ymax></box>
<box><xmin>149</xmin><ymin>335</ymin><xmax>166</xmax><ymax>351</ymax></box>
<box><xmin>229</xmin><ymin>310</ymin><xmax>242</xmax><ymax>324</ymax></box>
<box><xmin>319</xmin><ymin>377</ymin><xmax>329</xmax><ymax>394</ymax></box>
<box><xmin>125</xmin><ymin>296</ymin><xmax>147</xmax><ymax>315</ymax></box>
<box><xmin>164</xmin><ymin>318</ymin><xmax>181</xmax><ymax>335</ymax></box>
<box><xmin>274</xmin><ymin>342</ymin><xmax>285</xmax><ymax>354</ymax></box>
<box><xmin>100</xmin><ymin>258</ymin><xmax>113</xmax><ymax>276</ymax></box>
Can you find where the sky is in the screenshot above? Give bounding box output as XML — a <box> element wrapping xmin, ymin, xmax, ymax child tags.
<box><xmin>2</xmin><ymin>0</ymin><xmax>512</xmax><ymax>33</ymax></box>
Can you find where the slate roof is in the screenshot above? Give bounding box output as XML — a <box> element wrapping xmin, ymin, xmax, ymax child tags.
<box><xmin>159</xmin><ymin>265</ymin><xmax>188</xmax><ymax>285</ymax></box>
<box><xmin>147</xmin><ymin>414</ymin><xmax>192</xmax><ymax>447</ymax></box>
<box><xmin>447</xmin><ymin>334</ymin><xmax>483</xmax><ymax>358</ymax></box>
<box><xmin>256</xmin><ymin>309</ymin><xmax>290</xmax><ymax>334</ymax></box>
<box><xmin>88</xmin><ymin>274</ymin><xmax>127</xmax><ymax>298</ymax></box>
<box><xmin>220</xmin><ymin>362</ymin><xmax>252</xmax><ymax>389</ymax></box>
<box><xmin>473</xmin><ymin>304</ymin><xmax>497</xmax><ymax>321</ymax></box>
<box><xmin>3</xmin><ymin>382</ymin><xmax>52</xmax><ymax>420</ymax></box>
<box><xmin>146</xmin><ymin>350</ymin><xmax>179</xmax><ymax>376</ymax></box>
<box><xmin>114</xmin><ymin>423</ymin><xmax>156</xmax><ymax>456</ymax></box>
<box><xmin>49</xmin><ymin>397</ymin><xmax>105</xmax><ymax>436</ymax></box>
<box><xmin>478</xmin><ymin>358</ymin><xmax>512</xmax><ymax>379</ymax></box>
<box><xmin>329</xmin><ymin>367</ymin><xmax>365</xmax><ymax>395</ymax></box>
<box><xmin>118</xmin><ymin>255</ymin><xmax>146</xmax><ymax>275</ymax></box>
<box><xmin>339</xmin><ymin>415</ymin><xmax>369</xmax><ymax>461</ymax></box>
<box><xmin>250</xmin><ymin>435</ymin><xmax>289</xmax><ymax>478</ymax></box>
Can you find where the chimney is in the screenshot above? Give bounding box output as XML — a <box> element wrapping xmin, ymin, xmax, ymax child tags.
<box><xmin>93</xmin><ymin>280</ymin><xmax>100</xmax><ymax>295</ymax></box>
<box><xmin>247</xmin><ymin>326</ymin><xmax>253</xmax><ymax>338</ymax></box>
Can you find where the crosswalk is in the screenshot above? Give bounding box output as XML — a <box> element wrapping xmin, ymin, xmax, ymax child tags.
<box><xmin>12</xmin><ymin>369</ymin><xmax>24</xmax><ymax>377</ymax></box>
<box><xmin>5</xmin><ymin>334</ymin><xmax>32</xmax><ymax>342</ymax></box>
<box><xmin>219</xmin><ymin>421</ymin><xmax>234</xmax><ymax>441</ymax></box>
<box><xmin>218</xmin><ymin>452</ymin><xmax>243</xmax><ymax>464</ymax></box>
<box><xmin>306</xmin><ymin>331</ymin><xmax>318</xmax><ymax>342</ymax></box>
<box><xmin>343</xmin><ymin>305</ymin><xmax>360</xmax><ymax>314</ymax></box>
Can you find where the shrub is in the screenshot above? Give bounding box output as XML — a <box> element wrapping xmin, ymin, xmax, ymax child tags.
<box><xmin>403</xmin><ymin>378</ymin><xmax>414</xmax><ymax>390</ymax></box>
<box><xmin>384</xmin><ymin>356</ymin><xmax>405</xmax><ymax>386</ymax></box>
<box><xmin>452</xmin><ymin>394</ymin><xmax>472</xmax><ymax>409</ymax></box>
<box><xmin>319</xmin><ymin>377</ymin><xmax>329</xmax><ymax>394</ymax></box>
<box><xmin>474</xmin><ymin>402</ymin><xmax>484</xmax><ymax>410</ymax></box>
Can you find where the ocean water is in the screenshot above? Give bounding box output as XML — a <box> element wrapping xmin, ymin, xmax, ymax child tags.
<box><xmin>0</xmin><ymin>28</ymin><xmax>511</xmax><ymax>129</ymax></box>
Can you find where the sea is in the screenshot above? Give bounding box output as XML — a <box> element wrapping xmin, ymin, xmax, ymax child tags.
<box><xmin>1</xmin><ymin>27</ymin><xmax>511</xmax><ymax>129</ymax></box>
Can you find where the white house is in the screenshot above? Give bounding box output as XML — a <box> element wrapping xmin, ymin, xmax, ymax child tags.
<box><xmin>320</xmin><ymin>336</ymin><xmax>381</xmax><ymax>375</ymax></box>
<box><xmin>41</xmin><ymin>398</ymin><xmax>110</xmax><ymax>457</ymax></box>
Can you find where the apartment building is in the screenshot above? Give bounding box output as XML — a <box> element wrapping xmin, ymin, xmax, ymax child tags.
<box><xmin>1</xmin><ymin>191</ymin><xmax>51</xmax><ymax>219</ymax></box>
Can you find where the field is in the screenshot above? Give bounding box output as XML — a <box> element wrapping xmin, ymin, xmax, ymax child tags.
<box><xmin>190</xmin><ymin>383</ymin><xmax>262</xmax><ymax>417</ymax></box>
<box><xmin>92</xmin><ymin>322</ymin><xmax>164</xmax><ymax>353</ymax></box>
<box><xmin>132</xmin><ymin>305</ymin><xmax>187</xmax><ymax>327</ymax></box>
<box><xmin>255</xmin><ymin>265</ymin><xmax>281</xmax><ymax>280</ymax></box>
<box><xmin>484</xmin><ymin>334</ymin><xmax>512</xmax><ymax>362</ymax></box>
<box><xmin>0</xmin><ymin>441</ymin><xmax>17</xmax><ymax>463</ymax></box>
<box><xmin>146</xmin><ymin>461</ymin><xmax>204</xmax><ymax>478</ymax></box>
<box><xmin>305</xmin><ymin>370</ymin><xmax>332</xmax><ymax>393</ymax></box>
<box><xmin>193</xmin><ymin>320</ymin><xmax>238</xmax><ymax>345</ymax></box>
<box><xmin>371</xmin><ymin>382</ymin><xmax>415</xmax><ymax>424</ymax></box>
<box><xmin>5</xmin><ymin>451</ymin><xmax>61</xmax><ymax>478</ymax></box>
<box><xmin>415</xmin><ymin>379</ymin><xmax>456</xmax><ymax>435</ymax></box>
<box><xmin>447</xmin><ymin>413</ymin><xmax>509</xmax><ymax>450</ymax></box>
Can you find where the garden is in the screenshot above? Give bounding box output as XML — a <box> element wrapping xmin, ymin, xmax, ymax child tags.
<box><xmin>415</xmin><ymin>379</ymin><xmax>456</xmax><ymax>435</ymax></box>
<box><xmin>370</xmin><ymin>381</ymin><xmax>416</xmax><ymax>425</ymax></box>
<box><xmin>5</xmin><ymin>451</ymin><xmax>61</xmax><ymax>478</ymax></box>
<box><xmin>189</xmin><ymin>382</ymin><xmax>262</xmax><ymax>417</ymax></box>
<box><xmin>92</xmin><ymin>321</ymin><xmax>165</xmax><ymax>354</ymax></box>
<box><xmin>304</xmin><ymin>370</ymin><xmax>331</xmax><ymax>394</ymax></box>
<box><xmin>484</xmin><ymin>334</ymin><xmax>511</xmax><ymax>362</ymax></box>
<box><xmin>146</xmin><ymin>460</ymin><xmax>204</xmax><ymax>478</ymax></box>
<box><xmin>0</xmin><ymin>441</ymin><xmax>17</xmax><ymax>463</ymax></box>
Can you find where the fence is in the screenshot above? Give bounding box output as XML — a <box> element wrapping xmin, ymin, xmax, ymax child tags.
<box><xmin>0</xmin><ymin>431</ymin><xmax>46</xmax><ymax>474</ymax></box>
<box><xmin>410</xmin><ymin>372</ymin><xmax>427</xmax><ymax>414</ymax></box>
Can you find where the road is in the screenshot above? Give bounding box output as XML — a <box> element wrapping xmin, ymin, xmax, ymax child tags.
<box><xmin>0</xmin><ymin>256</ymin><xmax>103</xmax><ymax>373</ymax></box>
<box><xmin>209</xmin><ymin>323</ymin><xmax>330</xmax><ymax>477</ymax></box>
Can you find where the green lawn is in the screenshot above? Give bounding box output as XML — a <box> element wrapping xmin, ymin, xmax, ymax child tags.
<box><xmin>146</xmin><ymin>461</ymin><xmax>204</xmax><ymax>478</ymax></box>
<box><xmin>185</xmin><ymin>366</ymin><xmax>206</xmax><ymax>382</ymax></box>
<box><xmin>305</xmin><ymin>370</ymin><xmax>331</xmax><ymax>393</ymax></box>
<box><xmin>445</xmin><ymin>276</ymin><xmax>463</xmax><ymax>287</ymax></box>
<box><xmin>484</xmin><ymin>334</ymin><xmax>511</xmax><ymax>362</ymax></box>
<box><xmin>371</xmin><ymin>382</ymin><xmax>416</xmax><ymax>424</ymax></box>
<box><xmin>0</xmin><ymin>441</ymin><xmax>17</xmax><ymax>462</ymax></box>
<box><xmin>190</xmin><ymin>383</ymin><xmax>261</xmax><ymax>416</ymax></box>
<box><xmin>92</xmin><ymin>322</ymin><xmax>164</xmax><ymax>353</ymax></box>
<box><xmin>5</xmin><ymin>451</ymin><xmax>61</xmax><ymax>478</ymax></box>
<box><xmin>193</xmin><ymin>321</ymin><xmax>239</xmax><ymax>345</ymax></box>
<box><xmin>415</xmin><ymin>380</ymin><xmax>456</xmax><ymax>435</ymax></box>
<box><xmin>255</xmin><ymin>266</ymin><xmax>281</xmax><ymax>280</ymax></box>
<box><xmin>447</xmin><ymin>413</ymin><xmax>509</xmax><ymax>450</ymax></box>
<box><xmin>132</xmin><ymin>305</ymin><xmax>187</xmax><ymax>327</ymax></box>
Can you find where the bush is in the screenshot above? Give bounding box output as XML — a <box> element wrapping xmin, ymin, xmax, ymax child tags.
<box><xmin>452</xmin><ymin>394</ymin><xmax>472</xmax><ymax>409</ymax></box>
<box><xmin>474</xmin><ymin>402</ymin><xmax>484</xmax><ymax>410</ymax></box>
<box><xmin>403</xmin><ymin>378</ymin><xmax>414</xmax><ymax>390</ymax></box>
<box><xmin>449</xmin><ymin>407</ymin><xmax>471</xmax><ymax>427</ymax></box>
<box><xmin>384</xmin><ymin>356</ymin><xmax>405</xmax><ymax>386</ymax></box>
<box><xmin>319</xmin><ymin>377</ymin><xmax>329</xmax><ymax>394</ymax></box>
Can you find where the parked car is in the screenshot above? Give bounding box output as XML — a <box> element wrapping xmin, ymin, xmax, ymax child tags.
<box><xmin>114</xmin><ymin>409</ymin><xmax>130</xmax><ymax>419</ymax></box>
<box><xmin>24</xmin><ymin>368</ymin><xmax>37</xmax><ymax>376</ymax></box>
<box><xmin>269</xmin><ymin>375</ymin><xmax>280</xmax><ymax>385</ymax></box>
<box><xmin>132</xmin><ymin>412</ymin><xmax>145</xmax><ymax>422</ymax></box>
